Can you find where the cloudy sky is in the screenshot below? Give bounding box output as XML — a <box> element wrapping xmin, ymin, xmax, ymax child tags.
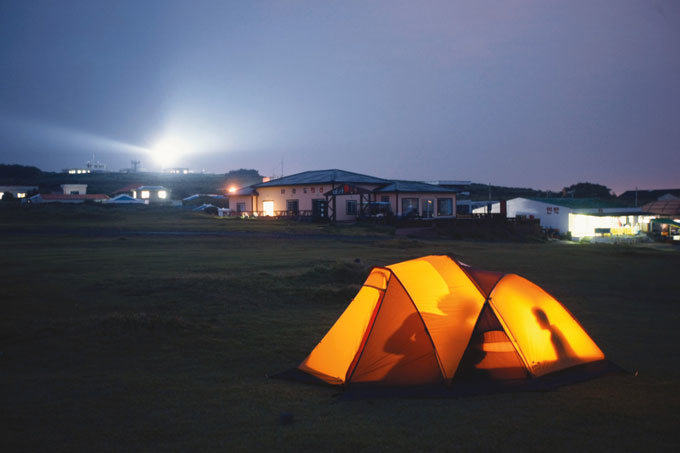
<box><xmin>1</xmin><ymin>0</ymin><xmax>678</xmax><ymax>193</ymax></box>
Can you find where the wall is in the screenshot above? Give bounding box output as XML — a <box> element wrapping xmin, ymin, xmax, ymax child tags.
<box><xmin>506</xmin><ymin>198</ymin><xmax>571</xmax><ymax>233</ymax></box>
<box><xmin>61</xmin><ymin>184</ymin><xmax>87</xmax><ymax>195</ymax></box>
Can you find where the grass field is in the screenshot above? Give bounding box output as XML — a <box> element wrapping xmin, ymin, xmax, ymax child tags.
<box><xmin>2</xmin><ymin>206</ymin><xmax>679</xmax><ymax>451</ymax></box>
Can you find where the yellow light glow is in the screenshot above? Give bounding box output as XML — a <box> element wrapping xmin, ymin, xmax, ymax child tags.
<box><xmin>228</xmin><ymin>186</ymin><xmax>237</xmax><ymax>194</ymax></box>
<box><xmin>17</xmin><ymin>193</ymin><xmax>26</xmax><ymax>198</ymax></box>
<box><xmin>158</xmin><ymin>190</ymin><xmax>167</xmax><ymax>199</ymax></box>
<box><xmin>141</xmin><ymin>190</ymin><xmax>150</xmax><ymax>199</ymax></box>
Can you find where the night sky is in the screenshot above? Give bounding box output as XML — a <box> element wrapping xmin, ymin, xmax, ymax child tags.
<box><xmin>1</xmin><ymin>0</ymin><xmax>678</xmax><ymax>193</ymax></box>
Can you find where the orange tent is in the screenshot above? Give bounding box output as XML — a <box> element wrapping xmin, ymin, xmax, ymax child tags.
<box><xmin>290</xmin><ymin>255</ymin><xmax>611</xmax><ymax>390</ymax></box>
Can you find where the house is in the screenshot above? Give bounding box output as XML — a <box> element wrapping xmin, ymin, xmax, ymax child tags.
<box><xmin>130</xmin><ymin>186</ymin><xmax>171</xmax><ymax>204</ymax></box>
<box><xmin>475</xmin><ymin>197</ymin><xmax>652</xmax><ymax>239</ymax></box>
<box><xmin>225</xmin><ymin>186</ymin><xmax>258</xmax><ymax>214</ymax></box>
<box><xmin>27</xmin><ymin>193</ymin><xmax>109</xmax><ymax>204</ymax></box>
<box><xmin>228</xmin><ymin>169</ymin><xmax>458</xmax><ymax>221</ymax></box>
<box><xmin>0</xmin><ymin>185</ymin><xmax>38</xmax><ymax>200</ymax></box>
<box><xmin>61</xmin><ymin>184</ymin><xmax>88</xmax><ymax>195</ymax></box>
<box><xmin>373</xmin><ymin>180</ymin><xmax>457</xmax><ymax>218</ymax></box>
<box><xmin>182</xmin><ymin>194</ymin><xmax>229</xmax><ymax>208</ymax></box>
<box><xmin>106</xmin><ymin>194</ymin><xmax>146</xmax><ymax>204</ymax></box>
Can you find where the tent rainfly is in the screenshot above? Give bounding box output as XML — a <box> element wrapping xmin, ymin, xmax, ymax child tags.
<box><xmin>281</xmin><ymin>255</ymin><xmax>616</xmax><ymax>392</ymax></box>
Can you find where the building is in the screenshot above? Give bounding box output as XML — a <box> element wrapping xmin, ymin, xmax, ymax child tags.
<box><xmin>227</xmin><ymin>169</ymin><xmax>458</xmax><ymax>221</ymax></box>
<box><xmin>164</xmin><ymin>167</ymin><xmax>192</xmax><ymax>175</ymax></box>
<box><xmin>182</xmin><ymin>194</ymin><xmax>229</xmax><ymax>208</ymax></box>
<box><xmin>474</xmin><ymin>197</ymin><xmax>652</xmax><ymax>239</ymax></box>
<box><xmin>131</xmin><ymin>186</ymin><xmax>171</xmax><ymax>204</ymax></box>
<box><xmin>113</xmin><ymin>184</ymin><xmax>172</xmax><ymax>204</ymax></box>
<box><xmin>618</xmin><ymin>189</ymin><xmax>680</xmax><ymax>206</ymax></box>
<box><xmin>27</xmin><ymin>193</ymin><xmax>109</xmax><ymax>204</ymax></box>
<box><xmin>106</xmin><ymin>194</ymin><xmax>146</xmax><ymax>204</ymax></box>
<box><xmin>642</xmin><ymin>199</ymin><xmax>680</xmax><ymax>241</ymax></box>
<box><xmin>61</xmin><ymin>184</ymin><xmax>88</xmax><ymax>195</ymax></box>
<box><xmin>0</xmin><ymin>185</ymin><xmax>38</xmax><ymax>200</ymax></box>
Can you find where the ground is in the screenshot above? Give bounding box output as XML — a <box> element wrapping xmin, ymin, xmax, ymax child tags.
<box><xmin>1</xmin><ymin>205</ymin><xmax>679</xmax><ymax>451</ymax></box>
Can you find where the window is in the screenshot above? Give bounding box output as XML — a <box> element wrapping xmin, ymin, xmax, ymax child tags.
<box><xmin>292</xmin><ymin>188</ymin><xmax>296</xmax><ymax>194</ymax></box>
<box><xmin>287</xmin><ymin>199</ymin><xmax>299</xmax><ymax>214</ymax></box>
<box><xmin>158</xmin><ymin>190</ymin><xmax>167</xmax><ymax>199</ymax></box>
<box><xmin>16</xmin><ymin>192</ymin><xmax>26</xmax><ymax>199</ymax></box>
<box><xmin>311</xmin><ymin>187</ymin><xmax>316</xmax><ymax>193</ymax></box>
<box><xmin>402</xmin><ymin>198</ymin><xmax>419</xmax><ymax>216</ymax></box>
<box><xmin>346</xmin><ymin>200</ymin><xmax>358</xmax><ymax>215</ymax></box>
<box><xmin>141</xmin><ymin>190</ymin><xmax>150</xmax><ymax>199</ymax></box>
<box><xmin>281</xmin><ymin>189</ymin><xmax>285</xmax><ymax>194</ymax></box>
<box><xmin>319</xmin><ymin>187</ymin><xmax>323</xmax><ymax>193</ymax></box>
<box><xmin>236</xmin><ymin>202</ymin><xmax>246</xmax><ymax>212</ymax></box>
<box><xmin>303</xmin><ymin>188</ymin><xmax>307</xmax><ymax>193</ymax></box>
<box><xmin>437</xmin><ymin>198</ymin><xmax>453</xmax><ymax>216</ymax></box>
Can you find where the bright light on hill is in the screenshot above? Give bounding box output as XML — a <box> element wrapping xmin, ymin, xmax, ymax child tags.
<box><xmin>150</xmin><ymin>137</ymin><xmax>192</xmax><ymax>168</ymax></box>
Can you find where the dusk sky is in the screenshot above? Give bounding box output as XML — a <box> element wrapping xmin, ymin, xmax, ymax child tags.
<box><xmin>1</xmin><ymin>0</ymin><xmax>678</xmax><ymax>193</ymax></box>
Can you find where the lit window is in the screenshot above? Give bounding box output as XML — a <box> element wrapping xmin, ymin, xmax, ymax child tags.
<box><xmin>158</xmin><ymin>190</ymin><xmax>167</xmax><ymax>199</ymax></box>
<box><xmin>0</xmin><ymin>192</ymin><xmax>4</xmax><ymax>200</ymax></box>
<box><xmin>17</xmin><ymin>193</ymin><xmax>26</xmax><ymax>199</ymax></box>
<box><xmin>141</xmin><ymin>190</ymin><xmax>150</xmax><ymax>199</ymax></box>
<box><xmin>132</xmin><ymin>190</ymin><xmax>137</xmax><ymax>198</ymax></box>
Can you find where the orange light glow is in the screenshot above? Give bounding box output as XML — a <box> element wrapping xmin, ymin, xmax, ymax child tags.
<box><xmin>228</xmin><ymin>186</ymin><xmax>237</xmax><ymax>194</ymax></box>
<box><xmin>297</xmin><ymin>255</ymin><xmax>606</xmax><ymax>387</ymax></box>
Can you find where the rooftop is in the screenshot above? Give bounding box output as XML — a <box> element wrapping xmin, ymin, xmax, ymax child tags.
<box><xmin>254</xmin><ymin>169</ymin><xmax>389</xmax><ymax>187</ymax></box>
<box><xmin>375</xmin><ymin>180</ymin><xmax>458</xmax><ymax>193</ymax></box>
<box><xmin>36</xmin><ymin>194</ymin><xmax>109</xmax><ymax>200</ymax></box>
<box><xmin>642</xmin><ymin>200</ymin><xmax>680</xmax><ymax>216</ymax></box>
<box><xmin>525</xmin><ymin>197</ymin><xmax>633</xmax><ymax>210</ymax></box>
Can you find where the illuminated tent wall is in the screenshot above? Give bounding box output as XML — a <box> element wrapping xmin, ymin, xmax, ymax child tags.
<box><xmin>292</xmin><ymin>255</ymin><xmax>608</xmax><ymax>388</ymax></box>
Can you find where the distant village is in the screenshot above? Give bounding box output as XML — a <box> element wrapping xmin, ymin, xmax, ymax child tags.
<box><xmin>1</xmin><ymin>160</ymin><xmax>678</xmax><ymax>243</ymax></box>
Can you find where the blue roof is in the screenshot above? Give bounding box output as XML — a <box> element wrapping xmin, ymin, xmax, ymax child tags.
<box><xmin>137</xmin><ymin>186</ymin><xmax>168</xmax><ymax>191</ymax></box>
<box><xmin>254</xmin><ymin>169</ymin><xmax>389</xmax><ymax>187</ymax></box>
<box><xmin>376</xmin><ymin>180</ymin><xmax>458</xmax><ymax>193</ymax></box>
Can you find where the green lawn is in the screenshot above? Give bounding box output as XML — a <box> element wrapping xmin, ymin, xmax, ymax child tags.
<box><xmin>1</xmin><ymin>207</ymin><xmax>679</xmax><ymax>451</ymax></box>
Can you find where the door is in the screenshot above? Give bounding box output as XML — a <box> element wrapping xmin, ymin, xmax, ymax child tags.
<box><xmin>423</xmin><ymin>199</ymin><xmax>434</xmax><ymax>218</ymax></box>
<box><xmin>312</xmin><ymin>199</ymin><xmax>327</xmax><ymax>219</ymax></box>
<box><xmin>263</xmin><ymin>201</ymin><xmax>274</xmax><ymax>216</ymax></box>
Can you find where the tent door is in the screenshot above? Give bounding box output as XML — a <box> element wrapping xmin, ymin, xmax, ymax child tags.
<box><xmin>455</xmin><ymin>304</ymin><xmax>528</xmax><ymax>381</ymax></box>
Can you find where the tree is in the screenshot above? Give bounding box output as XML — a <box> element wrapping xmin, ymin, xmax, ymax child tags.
<box><xmin>562</xmin><ymin>182</ymin><xmax>614</xmax><ymax>199</ymax></box>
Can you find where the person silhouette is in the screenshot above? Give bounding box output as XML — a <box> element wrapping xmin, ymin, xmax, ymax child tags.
<box><xmin>532</xmin><ymin>307</ymin><xmax>577</xmax><ymax>362</ymax></box>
